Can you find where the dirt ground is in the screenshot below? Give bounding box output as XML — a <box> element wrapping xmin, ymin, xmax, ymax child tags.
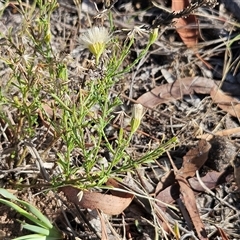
<box><xmin>0</xmin><ymin>0</ymin><xmax>240</xmax><ymax>239</ymax></box>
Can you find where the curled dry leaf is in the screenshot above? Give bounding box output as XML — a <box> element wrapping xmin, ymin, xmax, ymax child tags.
<box><xmin>172</xmin><ymin>0</ymin><xmax>212</xmax><ymax>68</ymax></box>
<box><xmin>172</xmin><ymin>0</ymin><xmax>198</xmax><ymax>48</ymax></box>
<box><xmin>60</xmin><ymin>185</ymin><xmax>134</xmax><ymax>215</ymax></box>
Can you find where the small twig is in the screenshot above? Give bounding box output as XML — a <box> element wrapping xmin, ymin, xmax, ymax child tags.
<box><xmin>112</xmin><ymin>123</ymin><xmax>160</xmax><ymax>142</ymax></box>
<box><xmin>23</xmin><ymin>140</ymin><xmax>50</xmax><ymax>182</ymax></box>
<box><xmin>180</xmin><ymin>231</ymin><xmax>199</xmax><ymax>240</ymax></box>
<box><xmin>111</xmin><ymin>89</ymin><xmax>187</xmax><ymax>124</ymax></box>
<box><xmin>197</xmin><ymin>126</ymin><xmax>240</xmax><ymax>140</ymax></box>
<box><xmin>74</xmin><ymin>205</ymin><xmax>101</xmax><ymax>239</ymax></box>
<box><xmin>196</xmin><ymin>170</ymin><xmax>238</xmax><ymax>211</ymax></box>
<box><xmin>166</xmin><ymin>151</ymin><xmax>178</xmax><ymax>172</ymax></box>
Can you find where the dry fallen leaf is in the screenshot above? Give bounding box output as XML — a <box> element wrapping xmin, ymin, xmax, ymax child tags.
<box><xmin>175</xmin><ymin>140</ymin><xmax>211</xmax><ymax>239</ymax></box>
<box><xmin>155</xmin><ymin>170</ymin><xmax>176</xmax><ymax>195</ymax></box>
<box><xmin>137</xmin><ymin>77</ymin><xmax>216</xmax><ymax>108</ymax></box>
<box><xmin>211</xmin><ymin>87</ymin><xmax>240</xmax><ymax>118</ymax></box>
<box><xmin>175</xmin><ymin>141</ymin><xmax>209</xmax><ymax>239</ymax></box>
<box><xmin>137</xmin><ymin>77</ymin><xmax>240</xmax><ymax>119</ymax></box>
<box><xmin>155</xmin><ymin>170</ymin><xmax>230</xmax><ymax>210</ymax></box>
<box><xmin>188</xmin><ymin>170</ymin><xmax>228</xmax><ymax>192</ymax></box>
<box><xmin>177</xmin><ymin>139</ymin><xmax>211</xmax><ymax>178</ymax></box>
<box><xmin>155</xmin><ymin>157</ymin><xmax>233</xmax><ymax>238</ymax></box>
<box><xmin>177</xmin><ymin>175</ymin><xmax>208</xmax><ymax>240</ymax></box>
<box><xmin>60</xmin><ymin>185</ymin><xmax>134</xmax><ymax>215</ymax></box>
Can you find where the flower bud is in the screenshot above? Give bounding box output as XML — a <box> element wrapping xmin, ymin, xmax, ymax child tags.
<box><xmin>130</xmin><ymin>103</ymin><xmax>144</xmax><ymax>134</ymax></box>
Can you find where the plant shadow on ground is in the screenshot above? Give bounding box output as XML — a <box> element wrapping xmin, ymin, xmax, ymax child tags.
<box><xmin>0</xmin><ymin>0</ymin><xmax>240</xmax><ymax>239</ymax></box>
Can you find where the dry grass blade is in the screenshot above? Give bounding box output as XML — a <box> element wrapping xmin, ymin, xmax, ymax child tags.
<box><xmin>96</xmin><ymin>209</ymin><xmax>109</xmax><ymax>240</ymax></box>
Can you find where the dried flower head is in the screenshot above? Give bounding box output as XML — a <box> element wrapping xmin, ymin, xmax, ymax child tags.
<box><xmin>125</xmin><ymin>25</ymin><xmax>149</xmax><ymax>39</ymax></box>
<box><xmin>80</xmin><ymin>26</ymin><xmax>109</xmax><ymax>64</ymax></box>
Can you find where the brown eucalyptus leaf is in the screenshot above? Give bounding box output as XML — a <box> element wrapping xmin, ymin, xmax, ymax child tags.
<box><xmin>137</xmin><ymin>77</ymin><xmax>240</xmax><ymax>119</ymax></box>
<box><xmin>174</xmin><ymin>140</ymin><xmax>211</xmax><ymax>240</ymax></box>
<box><xmin>60</xmin><ymin>186</ymin><xmax>134</xmax><ymax>215</ymax></box>
<box><xmin>176</xmin><ymin>175</ymin><xmax>208</xmax><ymax>240</ymax></box>
<box><xmin>155</xmin><ymin>170</ymin><xmax>229</xmax><ymax>210</ymax></box>
<box><xmin>188</xmin><ymin>171</ymin><xmax>226</xmax><ymax>192</ymax></box>
<box><xmin>211</xmin><ymin>88</ymin><xmax>240</xmax><ymax>118</ymax></box>
<box><xmin>155</xmin><ymin>170</ymin><xmax>176</xmax><ymax>195</ymax></box>
<box><xmin>137</xmin><ymin>77</ymin><xmax>216</xmax><ymax>108</ymax></box>
<box><xmin>177</xmin><ymin>139</ymin><xmax>211</xmax><ymax>178</ymax></box>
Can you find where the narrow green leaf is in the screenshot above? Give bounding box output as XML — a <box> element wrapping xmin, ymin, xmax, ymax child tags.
<box><xmin>21</xmin><ymin>222</ymin><xmax>62</xmax><ymax>238</ymax></box>
<box><xmin>17</xmin><ymin>200</ymin><xmax>53</xmax><ymax>229</ymax></box>
<box><xmin>13</xmin><ymin>234</ymin><xmax>46</xmax><ymax>240</ymax></box>
<box><xmin>51</xmin><ymin>93</ymin><xmax>71</xmax><ymax>111</ymax></box>
<box><xmin>14</xmin><ymin>234</ymin><xmax>63</xmax><ymax>240</ymax></box>
<box><xmin>0</xmin><ymin>188</ymin><xmax>18</xmax><ymax>200</ymax></box>
<box><xmin>0</xmin><ymin>188</ymin><xmax>52</xmax><ymax>229</ymax></box>
<box><xmin>0</xmin><ymin>199</ymin><xmax>47</xmax><ymax>229</ymax></box>
<box><xmin>21</xmin><ymin>223</ymin><xmax>50</xmax><ymax>235</ymax></box>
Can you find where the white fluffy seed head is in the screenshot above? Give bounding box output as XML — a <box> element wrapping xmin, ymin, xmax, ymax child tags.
<box><xmin>80</xmin><ymin>27</ymin><xmax>110</xmax><ymax>64</ymax></box>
